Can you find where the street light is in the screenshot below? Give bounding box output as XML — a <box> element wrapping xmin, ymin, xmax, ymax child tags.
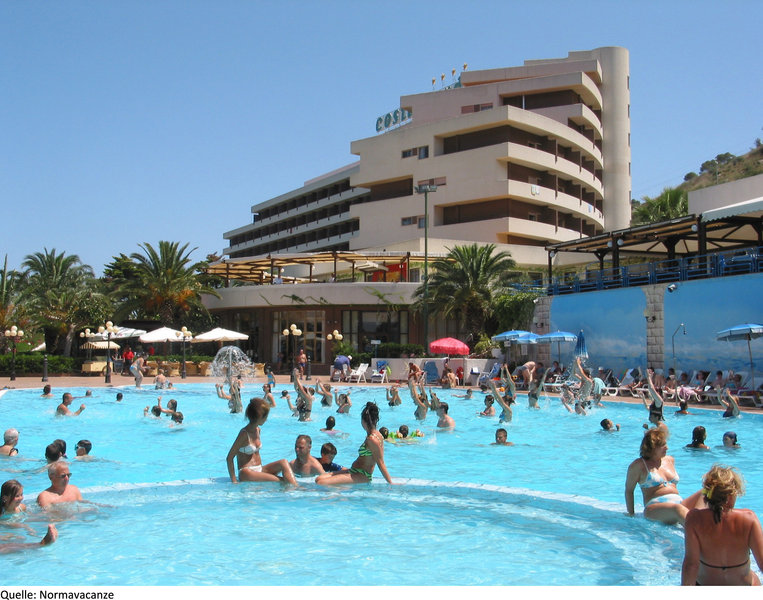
<box><xmin>282</xmin><ymin>324</ymin><xmax>302</xmax><ymax>382</ymax></box>
<box><xmin>671</xmin><ymin>322</ymin><xmax>686</xmax><ymax>375</ymax></box>
<box><xmin>414</xmin><ymin>184</ymin><xmax>437</xmax><ymax>351</ymax></box>
<box><xmin>82</xmin><ymin>321</ymin><xmax>119</xmax><ymax>384</ymax></box>
<box><xmin>326</xmin><ymin>329</ymin><xmax>343</xmax><ymax>343</ymax></box>
<box><xmin>175</xmin><ymin>327</ymin><xmax>193</xmax><ymax>379</ymax></box>
<box><xmin>3</xmin><ymin>325</ymin><xmax>25</xmax><ymax>381</ymax></box>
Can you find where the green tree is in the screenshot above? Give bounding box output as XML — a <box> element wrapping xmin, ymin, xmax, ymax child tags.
<box><xmin>19</xmin><ymin>249</ymin><xmax>107</xmax><ymax>355</ymax></box>
<box><xmin>493</xmin><ymin>291</ymin><xmax>538</xmax><ymax>333</ymax></box>
<box><xmin>0</xmin><ymin>255</ymin><xmax>27</xmax><ymax>353</ymax></box>
<box><xmin>631</xmin><ymin>187</ymin><xmax>688</xmax><ymax>225</ymax></box>
<box><xmin>413</xmin><ymin>243</ymin><xmax>517</xmax><ymax>345</ymax></box>
<box><xmin>118</xmin><ymin>241</ymin><xmax>220</xmax><ymax>326</ymax></box>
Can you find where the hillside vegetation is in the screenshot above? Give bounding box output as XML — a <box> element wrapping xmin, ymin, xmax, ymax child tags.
<box><xmin>631</xmin><ymin>138</ymin><xmax>763</xmax><ymax>225</ymax></box>
<box><xmin>679</xmin><ymin>141</ymin><xmax>763</xmax><ymax>192</ymax></box>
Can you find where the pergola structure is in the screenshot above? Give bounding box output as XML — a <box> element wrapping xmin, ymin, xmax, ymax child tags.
<box><xmin>544</xmin><ymin>197</ymin><xmax>763</xmax><ymax>280</ymax></box>
<box><xmin>205</xmin><ymin>250</ymin><xmax>450</xmax><ymax>285</ymax></box>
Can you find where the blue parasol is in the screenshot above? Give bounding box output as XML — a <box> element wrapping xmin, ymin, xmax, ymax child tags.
<box><xmin>512</xmin><ymin>332</ymin><xmax>539</xmax><ymax>345</ymax></box>
<box><xmin>492</xmin><ymin>329</ymin><xmax>530</xmax><ymax>343</ymax></box>
<box><xmin>716</xmin><ymin>323</ymin><xmax>763</xmax><ymax>391</ymax></box>
<box><xmin>573</xmin><ymin>329</ymin><xmax>588</xmax><ymax>361</ymax></box>
<box><xmin>536</xmin><ymin>330</ymin><xmax>577</xmax><ymax>364</ymax></box>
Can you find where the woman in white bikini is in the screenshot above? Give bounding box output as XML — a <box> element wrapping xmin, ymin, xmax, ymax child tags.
<box><xmin>225</xmin><ymin>398</ymin><xmax>297</xmax><ymax>485</ymax></box>
<box><xmin>625</xmin><ymin>428</ymin><xmax>702</xmax><ymax>525</ymax></box>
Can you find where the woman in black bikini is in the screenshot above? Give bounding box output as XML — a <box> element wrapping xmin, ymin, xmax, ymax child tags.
<box><xmin>315</xmin><ymin>402</ymin><xmax>395</xmax><ymax>486</ymax></box>
<box><xmin>682</xmin><ymin>465</ymin><xmax>763</xmax><ymax>585</ymax></box>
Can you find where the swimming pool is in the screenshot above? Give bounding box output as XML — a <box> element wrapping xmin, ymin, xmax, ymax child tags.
<box><xmin>1</xmin><ymin>383</ymin><xmax>761</xmax><ymax>585</ymax></box>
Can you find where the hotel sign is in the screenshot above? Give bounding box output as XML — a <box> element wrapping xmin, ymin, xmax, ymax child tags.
<box><xmin>375</xmin><ymin>108</ymin><xmax>412</xmax><ymax>133</ymax></box>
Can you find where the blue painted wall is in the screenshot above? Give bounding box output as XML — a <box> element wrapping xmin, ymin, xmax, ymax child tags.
<box><xmin>548</xmin><ymin>273</ymin><xmax>763</xmax><ymax>380</ymax></box>
<box><xmin>664</xmin><ymin>272</ymin><xmax>763</xmax><ymax>377</ymax></box>
<box><xmin>550</xmin><ymin>287</ymin><xmax>647</xmax><ymax>376</ymax></box>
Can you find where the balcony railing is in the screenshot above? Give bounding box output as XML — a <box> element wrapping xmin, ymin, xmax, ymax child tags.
<box><xmin>545</xmin><ymin>246</ymin><xmax>763</xmax><ymax>296</ymax></box>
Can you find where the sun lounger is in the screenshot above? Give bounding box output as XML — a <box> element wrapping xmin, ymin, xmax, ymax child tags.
<box><xmin>422</xmin><ymin>361</ymin><xmax>440</xmax><ymax>384</ymax></box>
<box><xmin>370</xmin><ymin>361</ymin><xmax>390</xmax><ymax>383</ymax></box>
<box><xmin>348</xmin><ymin>363</ymin><xmax>368</xmax><ymax>383</ymax></box>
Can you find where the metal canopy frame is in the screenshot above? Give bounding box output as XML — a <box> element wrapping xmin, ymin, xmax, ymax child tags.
<box><xmin>205</xmin><ymin>250</ymin><xmax>451</xmax><ymax>285</ymax></box>
<box><xmin>545</xmin><ymin>210</ymin><xmax>763</xmax><ymax>278</ymax></box>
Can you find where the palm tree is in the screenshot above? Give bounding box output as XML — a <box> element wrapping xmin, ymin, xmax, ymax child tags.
<box><xmin>118</xmin><ymin>241</ymin><xmax>219</xmax><ymax>325</ymax></box>
<box><xmin>413</xmin><ymin>243</ymin><xmax>517</xmax><ymax>344</ymax></box>
<box><xmin>0</xmin><ymin>255</ymin><xmax>26</xmax><ymax>353</ymax></box>
<box><xmin>631</xmin><ymin>187</ymin><xmax>688</xmax><ymax>225</ymax></box>
<box><xmin>19</xmin><ymin>249</ymin><xmax>106</xmax><ymax>355</ymax></box>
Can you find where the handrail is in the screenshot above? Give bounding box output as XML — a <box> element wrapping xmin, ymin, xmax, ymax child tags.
<box><xmin>543</xmin><ymin>245</ymin><xmax>763</xmax><ymax>296</ymax></box>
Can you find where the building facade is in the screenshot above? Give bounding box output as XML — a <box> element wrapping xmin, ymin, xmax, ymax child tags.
<box><xmin>209</xmin><ymin>47</ymin><xmax>632</xmax><ymax>369</ymax></box>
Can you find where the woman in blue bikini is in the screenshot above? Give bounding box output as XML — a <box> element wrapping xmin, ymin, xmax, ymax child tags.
<box><xmin>225</xmin><ymin>398</ymin><xmax>297</xmax><ymax>485</ymax></box>
<box><xmin>625</xmin><ymin>428</ymin><xmax>702</xmax><ymax>525</ymax></box>
<box><xmin>315</xmin><ymin>402</ymin><xmax>395</xmax><ymax>486</ymax></box>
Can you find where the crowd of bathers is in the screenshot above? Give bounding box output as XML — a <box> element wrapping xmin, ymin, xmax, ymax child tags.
<box><xmin>2</xmin><ymin>361</ymin><xmax>761</xmax><ymax>584</ymax></box>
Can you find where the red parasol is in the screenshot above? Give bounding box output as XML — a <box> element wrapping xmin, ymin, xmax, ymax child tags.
<box><xmin>429</xmin><ymin>337</ymin><xmax>470</xmax><ymax>355</ymax></box>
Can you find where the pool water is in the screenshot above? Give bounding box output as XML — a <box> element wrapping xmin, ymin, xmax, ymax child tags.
<box><xmin>1</xmin><ymin>383</ymin><xmax>761</xmax><ymax>585</ymax></box>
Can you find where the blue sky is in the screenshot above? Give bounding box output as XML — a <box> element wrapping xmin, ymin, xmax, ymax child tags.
<box><xmin>2</xmin><ymin>0</ymin><xmax>761</xmax><ymax>274</ymax></box>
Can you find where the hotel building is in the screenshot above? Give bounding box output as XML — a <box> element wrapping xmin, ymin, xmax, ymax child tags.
<box><xmin>207</xmin><ymin>47</ymin><xmax>632</xmax><ymax>371</ymax></box>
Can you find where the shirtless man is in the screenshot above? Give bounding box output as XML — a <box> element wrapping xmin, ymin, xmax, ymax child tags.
<box><xmin>56</xmin><ymin>393</ymin><xmax>85</xmax><ymax>417</ymax></box>
<box><xmin>130</xmin><ymin>354</ymin><xmax>146</xmax><ymax>388</ymax></box>
<box><xmin>435</xmin><ymin>402</ymin><xmax>455</xmax><ymax>429</ymax></box>
<box><xmin>517</xmin><ymin>360</ymin><xmax>538</xmax><ymax>388</ymax></box>
<box><xmin>37</xmin><ymin>462</ymin><xmax>84</xmax><ymax>509</ymax></box>
<box><xmin>407</xmin><ymin>362</ymin><xmax>423</xmax><ymax>382</ymax></box>
<box><xmin>289</xmin><ymin>435</ymin><xmax>325</xmax><ymax>477</ymax></box>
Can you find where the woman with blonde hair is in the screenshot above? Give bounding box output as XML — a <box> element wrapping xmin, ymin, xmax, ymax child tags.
<box><xmin>682</xmin><ymin>465</ymin><xmax>763</xmax><ymax>585</ymax></box>
<box><xmin>624</xmin><ymin>428</ymin><xmax>701</xmax><ymax>525</ymax></box>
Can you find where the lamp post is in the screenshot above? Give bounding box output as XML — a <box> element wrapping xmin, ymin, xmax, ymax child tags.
<box><xmin>3</xmin><ymin>325</ymin><xmax>24</xmax><ymax>381</ymax></box>
<box><xmin>80</xmin><ymin>321</ymin><xmax>118</xmax><ymax>384</ymax></box>
<box><xmin>414</xmin><ymin>184</ymin><xmax>437</xmax><ymax>351</ymax></box>
<box><xmin>671</xmin><ymin>323</ymin><xmax>686</xmax><ymax>375</ymax></box>
<box><xmin>175</xmin><ymin>327</ymin><xmax>193</xmax><ymax>379</ymax></box>
<box><xmin>282</xmin><ymin>324</ymin><xmax>302</xmax><ymax>382</ymax></box>
<box><xmin>327</xmin><ymin>329</ymin><xmax>343</xmax><ymax>366</ymax></box>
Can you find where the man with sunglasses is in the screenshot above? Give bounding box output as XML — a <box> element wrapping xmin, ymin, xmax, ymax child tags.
<box><xmin>36</xmin><ymin>461</ymin><xmax>84</xmax><ymax>509</ymax></box>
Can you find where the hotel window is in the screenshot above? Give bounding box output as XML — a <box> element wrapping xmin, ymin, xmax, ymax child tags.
<box><xmin>403</xmin><ymin>145</ymin><xmax>429</xmax><ymax>159</ymax></box>
<box><xmin>401</xmin><ymin>216</ymin><xmax>419</xmax><ymax>226</ymax></box>
<box><xmin>461</xmin><ymin>103</ymin><xmax>493</xmax><ymax>114</ymax></box>
<box><xmin>418</xmin><ymin>217</ymin><xmax>426</xmax><ymax>229</ymax></box>
<box><xmin>416</xmin><ymin>177</ymin><xmax>446</xmax><ymax>187</ymax></box>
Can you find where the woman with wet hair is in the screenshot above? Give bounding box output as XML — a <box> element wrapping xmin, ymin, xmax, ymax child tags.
<box><xmin>0</xmin><ymin>479</ymin><xmax>57</xmax><ymax>551</ymax></box>
<box><xmin>685</xmin><ymin>426</ymin><xmax>709</xmax><ymax>450</ymax></box>
<box><xmin>1</xmin><ymin>479</ymin><xmax>26</xmax><ymax>515</ymax></box>
<box><xmin>316</xmin><ymin>402</ymin><xmax>394</xmax><ymax>485</ymax></box>
<box><xmin>226</xmin><ymin>398</ymin><xmax>296</xmax><ymax>485</ymax></box>
<box><xmin>625</xmin><ymin>428</ymin><xmax>702</xmax><ymax>525</ymax></box>
<box><xmin>479</xmin><ymin>395</ymin><xmax>496</xmax><ymax>417</ymax></box>
<box><xmin>682</xmin><ymin>465</ymin><xmax>763</xmax><ymax>585</ymax></box>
